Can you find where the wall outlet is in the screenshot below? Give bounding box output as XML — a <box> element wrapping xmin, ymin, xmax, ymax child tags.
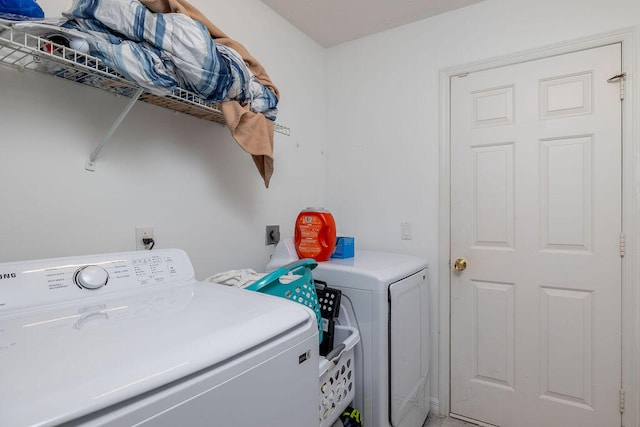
<box><xmin>135</xmin><ymin>227</ymin><xmax>154</xmax><ymax>250</ymax></box>
<box><xmin>265</xmin><ymin>225</ymin><xmax>280</xmax><ymax>245</ymax></box>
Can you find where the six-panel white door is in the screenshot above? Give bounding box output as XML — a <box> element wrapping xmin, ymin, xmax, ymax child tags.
<box><xmin>450</xmin><ymin>44</ymin><xmax>622</xmax><ymax>427</ymax></box>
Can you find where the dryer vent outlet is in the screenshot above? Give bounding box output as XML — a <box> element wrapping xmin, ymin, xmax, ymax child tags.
<box><xmin>265</xmin><ymin>225</ymin><xmax>280</xmax><ymax>245</ymax></box>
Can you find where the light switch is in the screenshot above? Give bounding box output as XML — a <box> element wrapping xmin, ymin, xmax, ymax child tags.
<box><xmin>401</xmin><ymin>222</ymin><xmax>413</xmax><ymax>240</ymax></box>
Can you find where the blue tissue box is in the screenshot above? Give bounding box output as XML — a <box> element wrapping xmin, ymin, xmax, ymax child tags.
<box><xmin>331</xmin><ymin>237</ymin><xmax>354</xmax><ymax>259</ymax></box>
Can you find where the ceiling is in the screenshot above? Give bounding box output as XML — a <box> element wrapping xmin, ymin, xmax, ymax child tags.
<box><xmin>259</xmin><ymin>0</ymin><xmax>485</xmax><ymax>47</ymax></box>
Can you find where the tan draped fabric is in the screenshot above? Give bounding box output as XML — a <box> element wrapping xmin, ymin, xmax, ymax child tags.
<box><xmin>140</xmin><ymin>0</ymin><xmax>279</xmax><ymax>187</ymax></box>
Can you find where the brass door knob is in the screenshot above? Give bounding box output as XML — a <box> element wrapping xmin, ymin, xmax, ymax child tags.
<box><xmin>454</xmin><ymin>258</ymin><xmax>467</xmax><ymax>271</ymax></box>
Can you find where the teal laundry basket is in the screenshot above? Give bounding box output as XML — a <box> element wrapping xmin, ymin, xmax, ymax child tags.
<box><xmin>245</xmin><ymin>259</ymin><xmax>323</xmax><ymax>344</ymax></box>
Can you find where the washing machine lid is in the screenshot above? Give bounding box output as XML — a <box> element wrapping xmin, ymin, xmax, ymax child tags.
<box><xmin>0</xmin><ymin>249</ymin><xmax>315</xmax><ymax>427</ymax></box>
<box><xmin>313</xmin><ymin>250</ymin><xmax>428</xmax><ymax>291</ymax></box>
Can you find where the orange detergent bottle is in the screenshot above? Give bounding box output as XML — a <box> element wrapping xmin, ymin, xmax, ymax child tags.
<box><xmin>294</xmin><ymin>208</ymin><xmax>337</xmax><ymax>262</ymax></box>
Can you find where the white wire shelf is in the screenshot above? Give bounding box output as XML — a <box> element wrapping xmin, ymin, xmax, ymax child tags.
<box><xmin>0</xmin><ymin>22</ymin><xmax>290</xmax><ymax>169</ymax></box>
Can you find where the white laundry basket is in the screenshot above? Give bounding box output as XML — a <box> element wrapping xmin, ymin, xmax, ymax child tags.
<box><xmin>319</xmin><ymin>324</ymin><xmax>360</xmax><ymax>427</ymax></box>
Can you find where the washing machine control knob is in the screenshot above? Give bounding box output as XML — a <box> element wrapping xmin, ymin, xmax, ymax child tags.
<box><xmin>74</xmin><ymin>265</ymin><xmax>109</xmax><ymax>290</ymax></box>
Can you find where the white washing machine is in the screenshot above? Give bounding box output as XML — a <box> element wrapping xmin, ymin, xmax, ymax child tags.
<box><xmin>268</xmin><ymin>240</ymin><xmax>431</xmax><ymax>427</ymax></box>
<box><xmin>0</xmin><ymin>248</ymin><xmax>319</xmax><ymax>427</ymax></box>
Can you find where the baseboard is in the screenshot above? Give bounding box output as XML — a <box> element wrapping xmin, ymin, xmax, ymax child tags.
<box><xmin>430</xmin><ymin>397</ymin><xmax>440</xmax><ymax>416</ymax></box>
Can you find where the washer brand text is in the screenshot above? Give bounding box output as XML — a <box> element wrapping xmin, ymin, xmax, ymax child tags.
<box><xmin>0</xmin><ymin>273</ymin><xmax>17</xmax><ymax>279</ymax></box>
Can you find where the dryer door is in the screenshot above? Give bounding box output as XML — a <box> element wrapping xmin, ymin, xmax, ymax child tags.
<box><xmin>389</xmin><ymin>269</ymin><xmax>430</xmax><ymax>426</ymax></box>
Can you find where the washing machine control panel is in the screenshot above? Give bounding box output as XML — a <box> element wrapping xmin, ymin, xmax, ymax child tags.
<box><xmin>0</xmin><ymin>249</ymin><xmax>195</xmax><ymax>313</ymax></box>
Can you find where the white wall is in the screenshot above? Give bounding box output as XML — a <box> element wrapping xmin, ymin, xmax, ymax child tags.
<box><xmin>325</xmin><ymin>0</ymin><xmax>640</xmax><ymax>413</ymax></box>
<box><xmin>0</xmin><ymin>0</ymin><xmax>327</xmax><ymax>277</ymax></box>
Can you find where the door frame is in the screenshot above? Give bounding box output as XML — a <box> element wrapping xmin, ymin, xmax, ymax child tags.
<box><xmin>438</xmin><ymin>27</ymin><xmax>639</xmax><ymax>426</ymax></box>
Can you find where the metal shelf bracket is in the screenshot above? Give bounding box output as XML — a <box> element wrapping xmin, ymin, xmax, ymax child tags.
<box><xmin>85</xmin><ymin>88</ymin><xmax>144</xmax><ymax>171</ymax></box>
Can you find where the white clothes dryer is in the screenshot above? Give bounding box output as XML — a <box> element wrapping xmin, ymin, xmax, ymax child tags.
<box><xmin>268</xmin><ymin>242</ymin><xmax>431</xmax><ymax>427</ymax></box>
<box><xmin>0</xmin><ymin>248</ymin><xmax>319</xmax><ymax>427</ymax></box>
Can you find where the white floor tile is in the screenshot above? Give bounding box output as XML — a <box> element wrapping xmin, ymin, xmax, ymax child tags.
<box><xmin>424</xmin><ymin>413</ymin><xmax>478</xmax><ymax>427</ymax></box>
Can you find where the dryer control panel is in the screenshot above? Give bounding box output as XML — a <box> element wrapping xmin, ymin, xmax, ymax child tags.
<box><xmin>0</xmin><ymin>248</ymin><xmax>195</xmax><ymax>313</ymax></box>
